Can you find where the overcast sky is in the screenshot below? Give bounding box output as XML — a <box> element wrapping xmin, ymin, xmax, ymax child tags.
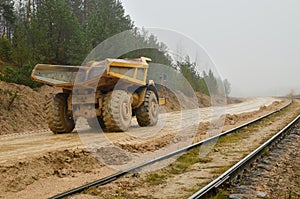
<box><xmin>121</xmin><ymin>0</ymin><xmax>300</xmax><ymax>97</ymax></box>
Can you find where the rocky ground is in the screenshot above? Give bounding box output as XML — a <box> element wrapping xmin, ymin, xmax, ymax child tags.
<box><xmin>228</xmin><ymin>121</ymin><xmax>300</xmax><ymax>199</ymax></box>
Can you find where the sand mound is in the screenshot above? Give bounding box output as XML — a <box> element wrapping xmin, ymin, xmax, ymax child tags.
<box><xmin>0</xmin><ymin>81</ymin><xmax>59</xmax><ymax>135</ymax></box>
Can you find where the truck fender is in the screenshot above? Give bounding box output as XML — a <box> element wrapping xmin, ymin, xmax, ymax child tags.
<box><xmin>132</xmin><ymin>83</ymin><xmax>159</xmax><ymax>109</ymax></box>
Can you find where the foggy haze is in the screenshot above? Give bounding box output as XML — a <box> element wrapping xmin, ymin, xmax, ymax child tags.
<box><xmin>121</xmin><ymin>0</ymin><xmax>300</xmax><ymax>97</ymax></box>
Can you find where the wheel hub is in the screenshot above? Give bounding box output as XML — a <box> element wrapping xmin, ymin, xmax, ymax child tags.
<box><xmin>151</xmin><ymin>101</ymin><xmax>158</xmax><ymax>116</ymax></box>
<box><xmin>122</xmin><ymin>102</ymin><xmax>131</xmax><ymax>119</ymax></box>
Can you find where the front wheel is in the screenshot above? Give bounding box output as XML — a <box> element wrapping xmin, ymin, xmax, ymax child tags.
<box><xmin>135</xmin><ymin>90</ymin><xmax>159</xmax><ymax>127</ymax></box>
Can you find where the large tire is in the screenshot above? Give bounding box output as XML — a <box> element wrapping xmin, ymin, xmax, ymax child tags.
<box><xmin>102</xmin><ymin>90</ymin><xmax>132</xmax><ymax>132</ymax></box>
<box><xmin>87</xmin><ymin>117</ymin><xmax>106</xmax><ymax>130</ymax></box>
<box><xmin>46</xmin><ymin>93</ymin><xmax>75</xmax><ymax>134</ymax></box>
<box><xmin>136</xmin><ymin>90</ymin><xmax>159</xmax><ymax>127</ymax></box>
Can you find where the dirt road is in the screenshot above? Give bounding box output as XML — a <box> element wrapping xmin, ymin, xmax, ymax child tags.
<box><xmin>0</xmin><ymin>97</ymin><xmax>277</xmax><ymax>164</ymax></box>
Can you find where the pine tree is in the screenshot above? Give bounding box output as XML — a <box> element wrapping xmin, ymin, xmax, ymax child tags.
<box><xmin>205</xmin><ymin>69</ymin><xmax>218</xmax><ymax>95</ymax></box>
<box><xmin>0</xmin><ymin>0</ymin><xmax>15</xmax><ymax>40</ymax></box>
<box><xmin>30</xmin><ymin>0</ymin><xmax>85</xmax><ymax>64</ymax></box>
<box><xmin>84</xmin><ymin>0</ymin><xmax>133</xmax><ymax>48</ymax></box>
<box><xmin>223</xmin><ymin>79</ymin><xmax>231</xmax><ymax>96</ymax></box>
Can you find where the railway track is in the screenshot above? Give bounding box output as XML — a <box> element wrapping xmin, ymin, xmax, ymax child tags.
<box><xmin>49</xmin><ymin>101</ymin><xmax>292</xmax><ymax>199</ymax></box>
<box><xmin>189</xmin><ymin>109</ymin><xmax>300</xmax><ymax>198</ymax></box>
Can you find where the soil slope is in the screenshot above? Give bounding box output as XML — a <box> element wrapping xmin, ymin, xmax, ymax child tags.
<box><xmin>0</xmin><ymin>81</ymin><xmax>59</xmax><ymax>135</ymax></box>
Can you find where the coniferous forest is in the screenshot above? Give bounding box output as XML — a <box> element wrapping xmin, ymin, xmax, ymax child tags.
<box><xmin>0</xmin><ymin>0</ymin><xmax>230</xmax><ymax>95</ymax></box>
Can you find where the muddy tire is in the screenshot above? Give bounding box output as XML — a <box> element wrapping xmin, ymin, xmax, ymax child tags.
<box><xmin>46</xmin><ymin>93</ymin><xmax>75</xmax><ymax>134</ymax></box>
<box><xmin>102</xmin><ymin>90</ymin><xmax>132</xmax><ymax>132</ymax></box>
<box><xmin>136</xmin><ymin>90</ymin><xmax>159</xmax><ymax>127</ymax></box>
<box><xmin>87</xmin><ymin>117</ymin><xmax>106</xmax><ymax>130</ymax></box>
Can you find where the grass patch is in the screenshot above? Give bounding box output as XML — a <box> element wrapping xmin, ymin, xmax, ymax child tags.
<box><xmin>181</xmin><ymin>182</ymin><xmax>211</xmax><ymax>197</ymax></box>
<box><xmin>143</xmin><ymin>147</ymin><xmax>210</xmax><ymax>185</ymax></box>
<box><xmin>84</xmin><ymin>187</ymin><xmax>101</xmax><ymax>196</ymax></box>
<box><xmin>216</xmin><ymin>124</ymin><xmax>262</xmax><ymax>145</ymax></box>
<box><xmin>199</xmin><ymin>157</ymin><xmax>213</xmax><ymax>163</ymax></box>
<box><xmin>214</xmin><ymin>189</ymin><xmax>231</xmax><ymax>199</ymax></box>
<box><xmin>217</xmin><ymin>134</ymin><xmax>240</xmax><ymax>144</ymax></box>
<box><xmin>168</xmin><ymin>148</ymin><xmax>202</xmax><ymax>174</ymax></box>
<box><xmin>144</xmin><ymin>173</ymin><xmax>166</xmax><ymax>185</ymax></box>
<box><xmin>216</xmin><ymin>129</ymin><xmax>250</xmax><ymax>145</ymax></box>
<box><xmin>84</xmin><ymin>184</ymin><xmax>139</xmax><ymax>198</ymax></box>
<box><xmin>262</xmin><ymin>147</ymin><xmax>270</xmax><ymax>156</ymax></box>
<box><xmin>211</xmin><ymin>166</ymin><xmax>231</xmax><ymax>174</ymax></box>
<box><xmin>181</xmin><ymin>186</ymin><xmax>201</xmax><ymax>193</ymax></box>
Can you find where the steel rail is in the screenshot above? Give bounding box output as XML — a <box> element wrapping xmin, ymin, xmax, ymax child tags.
<box><xmin>50</xmin><ymin>101</ymin><xmax>291</xmax><ymax>199</ymax></box>
<box><xmin>189</xmin><ymin>106</ymin><xmax>299</xmax><ymax>199</ymax></box>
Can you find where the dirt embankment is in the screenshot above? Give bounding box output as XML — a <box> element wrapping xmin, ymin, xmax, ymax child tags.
<box><xmin>0</xmin><ymin>81</ymin><xmax>59</xmax><ymax>135</ymax></box>
<box><xmin>0</xmin><ymin>149</ymin><xmax>102</xmax><ymax>193</ymax></box>
<box><xmin>223</xmin><ymin>100</ymin><xmax>281</xmax><ymax>126</ymax></box>
<box><xmin>159</xmin><ymin>87</ymin><xmax>241</xmax><ymax>112</ymax></box>
<box><xmin>196</xmin><ymin>100</ymin><xmax>286</xmax><ymax>142</ymax></box>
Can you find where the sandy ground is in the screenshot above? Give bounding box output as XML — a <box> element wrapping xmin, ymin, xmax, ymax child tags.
<box><xmin>0</xmin><ymin>97</ymin><xmax>287</xmax><ymax>199</ymax></box>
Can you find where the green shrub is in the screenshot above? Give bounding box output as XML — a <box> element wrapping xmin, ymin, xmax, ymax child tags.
<box><xmin>0</xmin><ymin>35</ymin><xmax>13</xmax><ymax>62</ymax></box>
<box><xmin>0</xmin><ymin>64</ymin><xmax>42</xmax><ymax>89</ymax></box>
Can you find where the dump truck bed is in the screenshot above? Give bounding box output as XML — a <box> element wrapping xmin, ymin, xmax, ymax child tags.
<box><xmin>31</xmin><ymin>57</ymin><xmax>151</xmax><ymax>90</ymax></box>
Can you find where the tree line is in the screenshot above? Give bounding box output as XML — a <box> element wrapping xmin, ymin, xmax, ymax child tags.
<box><xmin>0</xmin><ymin>0</ymin><xmax>230</xmax><ymax>95</ymax></box>
<box><xmin>174</xmin><ymin>57</ymin><xmax>230</xmax><ymax>96</ymax></box>
<box><xmin>0</xmin><ymin>0</ymin><xmax>134</xmax><ymax>65</ymax></box>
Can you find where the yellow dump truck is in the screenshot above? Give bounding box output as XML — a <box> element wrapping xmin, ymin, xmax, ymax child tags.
<box><xmin>32</xmin><ymin>57</ymin><xmax>165</xmax><ymax>133</ymax></box>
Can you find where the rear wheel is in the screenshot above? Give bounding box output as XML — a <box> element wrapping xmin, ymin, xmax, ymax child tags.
<box><xmin>102</xmin><ymin>90</ymin><xmax>132</xmax><ymax>132</ymax></box>
<box><xmin>136</xmin><ymin>90</ymin><xmax>159</xmax><ymax>127</ymax></box>
<box><xmin>46</xmin><ymin>93</ymin><xmax>75</xmax><ymax>134</ymax></box>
